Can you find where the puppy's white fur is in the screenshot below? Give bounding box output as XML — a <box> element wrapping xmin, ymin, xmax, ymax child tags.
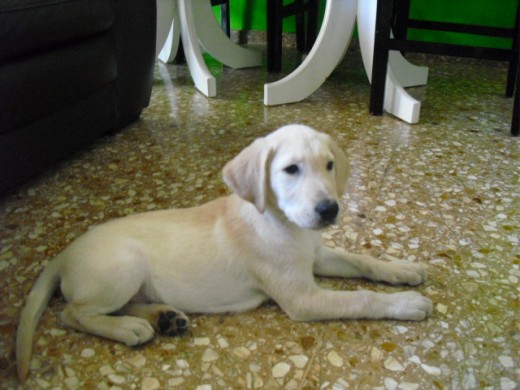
<box><xmin>16</xmin><ymin>125</ymin><xmax>432</xmax><ymax>381</ymax></box>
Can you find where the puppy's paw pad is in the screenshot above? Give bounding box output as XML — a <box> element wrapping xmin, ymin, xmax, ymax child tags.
<box><xmin>157</xmin><ymin>310</ymin><xmax>189</xmax><ymax>337</ymax></box>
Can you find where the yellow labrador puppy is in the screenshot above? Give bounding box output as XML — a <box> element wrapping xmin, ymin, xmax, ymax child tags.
<box><xmin>17</xmin><ymin>125</ymin><xmax>432</xmax><ymax>381</ymax></box>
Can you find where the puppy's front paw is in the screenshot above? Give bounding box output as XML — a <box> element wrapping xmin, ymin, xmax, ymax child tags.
<box><xmin>157</xmin><ymin>310</ymin><xmax>189</xmax><ymax>337</ymax></box>
<box><xmin>386</xmin><ymin>291</ymin><xmax>433</xmax><ymax>321</ymax></box>
<box><xmin>381</xmin><ymin>261</ymin><xmax>428</xmax><ymax>286</ymax></box>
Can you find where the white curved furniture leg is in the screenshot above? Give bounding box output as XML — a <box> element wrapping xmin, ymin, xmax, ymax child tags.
<box><xmin>264</xmin><ymin>0</ymin><xmax>357</xmax><ymax>106</ymax></box>
<box><xmin>157</xmin><ymin>0</ymin><xmax>181</xmax><ymax>63</ymax></box>
<box><xmin>178</xmin><ymin>0</ymin><xmax>216</xmax><ymax>97</ymax></box>
<box><xmin>358</xmin><ymin>0</ymin><xmax>426</xmax><ymax>123</ymax></box>
<box><xmin>193</xmin><ymin>0</ymin><xmax>261</xmax><ymax>69</ymax></box>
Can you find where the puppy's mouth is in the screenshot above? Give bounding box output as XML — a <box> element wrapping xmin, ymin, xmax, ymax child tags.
<box><xmin>312</xmin><ymin>218</ymin><xmax>337</xmax><ymax>230</ymax></box>
<box><xmin>292</xmin><ymin>216</ymin><xmax>337</xmax><ymax>230</ymax></box>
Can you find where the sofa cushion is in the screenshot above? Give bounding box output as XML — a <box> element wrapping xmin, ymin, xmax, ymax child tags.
<box><xmin>0</xmin><ymin>85</ymin><xmax>117</xmax><ymax>192</ymax></box>
<box><xmin>0</xmin><ymin>34</ymin><xmax>117</xmax><ymax>134</ymax></box>
<box><xmin>0</xmin><ymin>0</ymin><xmax>117</xmax><ymax>62</ymax></box>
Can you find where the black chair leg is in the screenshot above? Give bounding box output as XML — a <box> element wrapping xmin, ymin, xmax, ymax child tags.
<box><xmin>392</xmin><ymin>0</ymin><xmax>410</xmax><ymax>40</ymax></box>
<box><xmin>268</xmin><ymin>0</ymin><xmax>284</xmax><ymax>72</ymax></box>
<box><xmin>370</xmin><ymin>0</ymin><xmax>393</xmax><ymax>116</ymax></box>
<box><xmin>512</xmin><ymin>50</ymin><xmax>519</xmax><ymax>136</ymax></box>
<box><xmin>306</xmin><ymin>0</ymin><xmax>319</xmax><ymax>52</ymax></box>
<box><xmin>506</xmin><ymin>59</ymin><xmax>518</xmax><ymax>98</ymax></box>
<box><xmin>506</xmin><ymin>2</ymin><xmax>519</xmax><ymax>97</ymax></box>
<box><xmin>267</xmin><ymin>0</ymin><xmax>319</xmax><ymax>73</ymax></box>
<box><xmin>295</xmin><ymin>0</ymin><xmax>306</xmax><ymax>52</ymax></box>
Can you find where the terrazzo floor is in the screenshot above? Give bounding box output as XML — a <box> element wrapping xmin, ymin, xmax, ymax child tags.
<box><xmin>1</xmin><ymin>43</ymin><xmax>519</xmax><ymax>389</ymax></box>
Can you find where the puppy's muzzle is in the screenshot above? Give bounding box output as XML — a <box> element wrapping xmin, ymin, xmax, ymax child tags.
<box><xmin>315</xmin><ymin>199</ymin><xmax>339</xmax><ymax>225</ymax></box>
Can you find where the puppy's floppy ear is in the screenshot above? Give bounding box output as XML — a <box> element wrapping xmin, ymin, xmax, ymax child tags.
<box><xmin>331</xmin><ymin>141</ymin><xmax>349</xmax><ymax>197</ymax></box>
<box><xmin>223</xmin><ymin>137</ymin><xmax>272</xmax><ymax>213</ymax></box>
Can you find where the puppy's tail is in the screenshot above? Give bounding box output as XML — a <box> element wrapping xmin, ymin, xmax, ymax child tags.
<box><xmin>16</xmin><ymin>254</ymin><xmax>63</xmax><ymax>382</ymax></box>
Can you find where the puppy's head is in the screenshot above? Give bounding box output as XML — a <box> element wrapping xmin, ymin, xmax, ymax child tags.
<box><xmin>223</xmin><ymin>125</ymin><xmax>349</xmax><ymax>229</ymax></box>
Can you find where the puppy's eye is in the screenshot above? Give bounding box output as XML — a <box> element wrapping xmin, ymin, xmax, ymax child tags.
<box><xmin>327</xmin><ymin>161</ymin><xmax>334</xmax><ymax>171</ymax></box>
<box><xmin>284</xmin><ymin>164</ymin><xmax>299</xmax><ymax>175</ymax></box>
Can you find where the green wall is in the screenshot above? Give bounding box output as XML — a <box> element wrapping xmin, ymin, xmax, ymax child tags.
<box><xmin>216</xmin><ymin>0</ymin><xmax>517</xmax><ymax>49</ymax></box>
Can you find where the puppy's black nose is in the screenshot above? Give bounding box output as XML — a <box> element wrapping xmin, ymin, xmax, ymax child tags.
<box><xmin>315</xmin><ymin>199</ymin><xmax>339</xmax><ymax>224</ymax></box>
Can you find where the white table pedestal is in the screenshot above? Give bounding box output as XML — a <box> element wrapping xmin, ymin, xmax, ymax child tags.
<box><xmin>156</xmin><ymin>0</ymin><xmax>261</xmax><ymax>98</ymax></box>
<box><xmin>264</xmin><ymin>0</ymin><xmax>429</xmax><ymax>124</ymax></box>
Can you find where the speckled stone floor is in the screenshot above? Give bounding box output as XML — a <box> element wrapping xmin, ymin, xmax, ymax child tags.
<box><xmin>1</xmin><ymin>43</ymin><xmax>519</xmax><ymax>389</ymax></box>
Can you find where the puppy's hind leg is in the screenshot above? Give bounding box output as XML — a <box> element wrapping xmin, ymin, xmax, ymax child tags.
<box><xmin>121</xmin><ymin>303</ymin><xmax>190</xmax><ymax>337</ymax></box>
<box><xmin>59</xmin><ymin>247</ymin><xmax>155</xmax><ymax>346</ymax></box>
<box><xmin>61</xmin><ymin>303</ymin><xmax>155</xmax><ymax>346</ymax></box>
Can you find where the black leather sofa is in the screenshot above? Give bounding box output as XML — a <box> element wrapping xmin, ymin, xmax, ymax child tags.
<box><xmin>0</xmin><ymin>0</ymin><xmax>157</xmax><ymax>193</ymax></box>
